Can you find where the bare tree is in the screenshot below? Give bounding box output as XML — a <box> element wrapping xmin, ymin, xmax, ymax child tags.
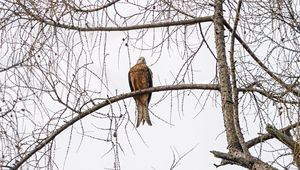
<box><xmin>0</xmin><ymin>0</ymin><xmax>300</xmax><ymax>169</ymax></box>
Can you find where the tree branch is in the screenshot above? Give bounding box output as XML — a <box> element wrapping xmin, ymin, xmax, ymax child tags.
<box><xmin>63</xmin><ymin>0</ymin><xmax>121</xmax><ymax>13</ymax></box>
<box><xmin>9</xmin><ymin>81</ymin><xmax>297</xmax><ymax>169</ymax></box>
<box><xmin>266</xmin><ymin>124</ymin><xmax>300</xmax><ymax>169</ymax></box>
<box><xmin>246</xmin><ymin>122</ymin><xmax>300</xmax><ymax>148</ymax></box>
<box><xmin>229</xmin><ymin>0</ymin><xmax>250</xmax><ymax>156</ymax></box>
<box><xmin>211</xmin><ymin>150</ymin><xmax>278</xmax><ymax>169</ymax></box>
<box><xmin>223</xmin><ymin>20</ymin><xmax>300</xmax><ymax>98</ymax></box>
<box><xmin>16</xmin><ymin>0</ymin><xmax>213</xmax><ymax>32</ymax></box>
<box><xmin>11</xmin><ymin>83</ymin><xmax>217</xmax><ymax>169</ymax></box>
<box><xmin>266</xmin><ymin>124</ymin><xmax>297</xmax><ymax>149</ymax></box>
<box><xmin>7</xmin><ymin>80</ymin><xmax>298</xmax><ymax>169</ymax></box>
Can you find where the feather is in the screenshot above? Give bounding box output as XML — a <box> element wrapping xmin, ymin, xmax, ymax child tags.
<box><xmin>128</xmin><ymin>57</ymin><xmax>153</xmax><ymax>127</ymax></box>
<box><xmin>136</xmin><ymin>102</ymin><xmax>152</xmax><ymax>127</ymax></box>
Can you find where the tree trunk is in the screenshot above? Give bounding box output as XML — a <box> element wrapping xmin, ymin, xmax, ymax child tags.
<box><xmin>213</xmin><ymin>0</ymin><xmax>241</xmax><ymax>152</ymax></box>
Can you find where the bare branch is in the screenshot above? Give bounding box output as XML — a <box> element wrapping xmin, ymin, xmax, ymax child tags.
<box><xmin>11</xmin><ymin>83</ymin><xmax>218</xmax><ymax>169</ymax></box>
<box><xmin>224</xmin><ymin>20</ymin><xmax>300</xmax><ymax>98</ymax></box>
<box><xmin>211</xmin><ymin>150</ymin><xmax>278</xmax><ymax>170</ymax></box>
<box><xmin>228</xmin><ymin>0</ymin><xmax>250</xmax><ymax>156</ymax></box>
<box><xmin>246</xmin><ymin>122</ymin><xmax>300</xmax><ymax>148</ymax></box>
<box><xmin>15</xmin><ymin>0</ymin><xmax>213</xmax><ymax>32</ymax></box>
<box><xmin>266</xmin><ymin>124</ymin><xmax>300</xmax><ymax>168</ymax></box>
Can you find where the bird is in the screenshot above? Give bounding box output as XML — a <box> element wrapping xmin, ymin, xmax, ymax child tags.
<box><xmin>128</xmin><ymin>57</ymin><xmax>153</xmax><ymax>127</ymax></box>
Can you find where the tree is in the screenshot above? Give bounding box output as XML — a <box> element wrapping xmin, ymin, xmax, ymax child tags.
<box><xmin>0</xmin><ymin>0</ymin><xmax>300</xmax><ymax>169</ymax></box>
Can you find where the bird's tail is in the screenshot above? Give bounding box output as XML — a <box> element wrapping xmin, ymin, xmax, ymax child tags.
<box><xmin>136</xmin><ymin>103</ymin><xmax>152</xmax><ymax>127</ymax></box>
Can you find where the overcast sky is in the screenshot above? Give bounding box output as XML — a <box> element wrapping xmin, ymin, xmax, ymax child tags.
<box><xmin>2</xmin><ymin>1</ymin><xmax>297</xmax><ymax>169</ymax></box>
<box><xmin>50</xmin><ymin>28</ymin><xmax>251</xmax><ymax>170</ymax></box>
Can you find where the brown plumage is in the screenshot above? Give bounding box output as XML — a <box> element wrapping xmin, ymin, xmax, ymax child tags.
<box><xmin>128</xmin><ymin>57</ymin><xmax>153</xmax><ymax>127</ymax></box>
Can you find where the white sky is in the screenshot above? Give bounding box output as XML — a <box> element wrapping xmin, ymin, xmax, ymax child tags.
<box><xmin>2</xmin><ymin>1</ymin><xmax>298</xmax><ymax>170</ymax></box>
<box><xmin>48</xmin><ymin>19</ymin><xmax>291</xmax><ymax>170</ymax></box>
<box><xmin>51</xmin><ymin>27</ymin><xmax>247</xmax><ymax>170</ymax></box>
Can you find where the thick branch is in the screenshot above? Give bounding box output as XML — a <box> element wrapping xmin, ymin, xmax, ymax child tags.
<box><xmin>211</xmin><ymin>150</ymin><xmax>277</xmax><ymax>169</ymax></box>
<box><xmin>214</xmin><ymin>0</ymin><xmax>241</xmax><ymax>151</ymax></box>
<box><xmin>266</xmin><ymin>124</ymin><xmax>297</xmax><ymax>149</ymax></box>
<box><xmin>16</xmin><ymin>0</ymin><xmax>213</xmax><ymax>32</ymax></box>
<box><xmin>266</xmin><ymin>124</ymin><xmax>300</xmax><ymax>169</ymax></box>
<box><xmin>211</xmin><ymin>150</ymin><xmax>251</xmax><ymax>168</ymax></box>
<box><xmin>10</xmin><ymin>83</ymin><xmax>296</xmax><ymax>169</ymax></box>
<box><xmin>229</xmin><ymin>0</ymin><xmax>250</xmax><ymax>156</ymax></box>
<box><xmin>246</xmin><ymin>122</ymin><xmax>300</xmax><ymax>148</ymax></box>
<box><xmin>11</xmin><ymin>84</ymin><xmax>217</xmax><ymax>169</ymax></box>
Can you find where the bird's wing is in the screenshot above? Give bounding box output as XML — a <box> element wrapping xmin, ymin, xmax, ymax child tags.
<box><xmin>147</xmin><ymin>67</ymin><xmax>153</xmax><ymax>103</ymax></box>
<box><xmin>128</xmin><ymin>69</ymin><xmax>134</xmax><ymax>92</ymax></box>
<box><xmin>128</xmin><ymin>64</ymin><xmax>152</xmax><ymax>103</ymax></box>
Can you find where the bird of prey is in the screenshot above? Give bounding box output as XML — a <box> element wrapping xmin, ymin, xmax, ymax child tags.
<box><xmin>128</xmin><ymin>57</ymin><xmax>153</xmax><ymax>127</ymax></box>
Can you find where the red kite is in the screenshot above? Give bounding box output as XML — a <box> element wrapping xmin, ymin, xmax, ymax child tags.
<box><xmin>128</xmin><ymin>57</ymin><xmax>153</xmax><ymax>127</ymax></box>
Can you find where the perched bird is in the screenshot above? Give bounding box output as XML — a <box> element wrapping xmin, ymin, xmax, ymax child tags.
<box><xmin>128</xmin><ymin>57</ymin><xmax>153</xmax><ymax>127</ymax></box>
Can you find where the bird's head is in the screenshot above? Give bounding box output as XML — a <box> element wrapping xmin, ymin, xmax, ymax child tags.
<box><xmin>136</xmin><ymin>57</ymin><xmax>146</xmax><ymax>64</ymax></box>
